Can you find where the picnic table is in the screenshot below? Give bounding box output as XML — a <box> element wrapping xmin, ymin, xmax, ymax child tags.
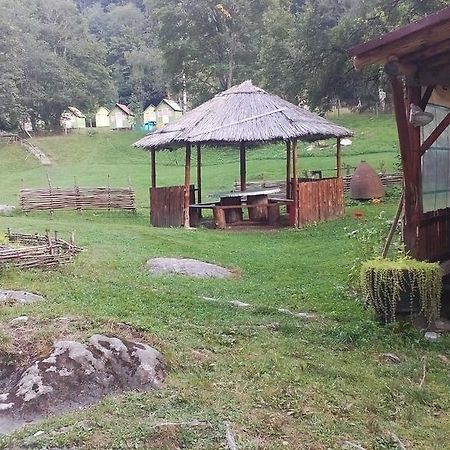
<box><xmin>218</xmin><ymin>188</ymin><xmax>281</xmax><ymax>223</ymax></box>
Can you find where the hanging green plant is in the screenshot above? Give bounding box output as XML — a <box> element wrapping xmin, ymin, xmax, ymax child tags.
<box><xmin>360</xmin><ymin>258</ymin><xmax>442</xmax><ymax>324</ymax></box>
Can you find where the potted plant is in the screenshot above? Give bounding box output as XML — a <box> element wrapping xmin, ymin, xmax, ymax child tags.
<box><xmin>360</xmin><ymin>258</ymin><xmax>442</xmax><ymax>324</ymax></box>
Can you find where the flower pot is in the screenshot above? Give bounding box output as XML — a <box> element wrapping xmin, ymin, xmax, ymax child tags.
<box><xmin>361</xmin><ymin>259</ymin><xmax>442</xmax><ymax>325</ymax></box>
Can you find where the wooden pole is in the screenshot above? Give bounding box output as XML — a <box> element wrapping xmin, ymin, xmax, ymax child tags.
<box><xmin>184</xmin><ymin>143</ymin><xmax>191</xmax><ymax>228</ymax></box>
<box><xmin>390</xmin><ymin>76</ymin><xmax>420</xmax><ymax>257</ymax></box>
<box><xmin>240</xmin><ymin>141</ymin><xmax>246</xmax><ymax>191</ymax></box>
<box><xmin>292</xmin><ymin>139</ymin><xmax>298</xmax><ymax>227</ymax></box>
<box><xmin>150</xmin><ymin>149</ymin><xmax>156</xmax><ymax>188</ymax></box>
<box><xmin>286</xmin><ymin>140</ymin><xmax>291</xmax><ymax>199</ymax></box>
<box><xmin>196</xmin><ymin>144</ymin><xmax>202</xmax><ymax>204</ymax></box>
<box><xmin>336</xmin><ymin>137</ymin><xmax>342</xmax><ymax>178</ymax></box>
<box><xmin>382</xmin><ymin>192</ymin><xmax>404</xmax><ymax>258</ymax></box>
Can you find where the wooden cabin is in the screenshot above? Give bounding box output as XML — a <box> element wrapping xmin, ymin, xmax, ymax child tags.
<box><xmin>95</xmin><ymin>106</ymin><xmax>110</xmax><ymax>128</ymax></box>
<box><xmin>144</xmin><ymin>104</ymin><xmax>156</xmax><ymax>123</ymax></box>
<box><xmin>61</xmin><ymin>107</ymin><xmax>86</xmax><ymax>130</ymax></box>
<box><xmin>109</xmin><ymin>103</ymin><xmax>135</xmax><ymax>130</ymax></box>
<box><xmin>155</xmin><ymin>99</ymin><xmax>183</xmax><ymax>129</ymax></box>
<box><xmin>350</xmin><ymin>6</ymin><xmax>450</xmax><ymax>263</ymax></box>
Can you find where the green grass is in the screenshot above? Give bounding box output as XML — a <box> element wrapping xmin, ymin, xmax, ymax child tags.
<box><xmin>0</xmin><ymin>114</ymin><xmax>448</xmax><ymax>449</ymax></box>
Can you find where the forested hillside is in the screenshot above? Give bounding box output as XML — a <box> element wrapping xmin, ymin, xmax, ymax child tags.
<box><xmin>0</xmin><ymin>0</ymin><xmax>448</xmax><ymax>130</ymax></box>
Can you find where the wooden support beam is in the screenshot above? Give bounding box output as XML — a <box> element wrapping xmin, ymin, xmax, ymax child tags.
<box><xmin>420</xmin><ymin>86</ymin><xmax>435</xmax><ymax>111</ymax></box>
<box><xmin>390</xmin><ymin>77</ymin><xmax>420</xmax><ymax>256</ymax></box>
<box><xmin>196</xmin><ymin>144</ymin><xmax>202</xmax><ymax>204</ymax></box>
<box><xmin>240</xmin><ymin>141</ymin><xmax>246</xmax><ymax>191</ymax></box>
<box><xmin>184</xmin><ymin>143</ymin><xmax>191</xmax><ymax>228</ymax></box>
<box><xmin>286</xmin><ymin>140</ymin><xmax>291</xmax><ymax>199</ymax></box>
<box><xmin>292</xmin><ymin>139</ymin><xmax>298</xmax><ymax>227</ymax></box>
<box><xmin>336</xmin><ymin>137</ymin><xmax>342</xmax><ymax>178</ymax></box>
<box><xmin>150</xmin><ymin>149</ymin><xmax>156</xmax><ymax>188</ymax></box>
<box><xmin>420</xmin><ymin>112</ymin><xmax>450</xmax><ymax>156</ymax></box>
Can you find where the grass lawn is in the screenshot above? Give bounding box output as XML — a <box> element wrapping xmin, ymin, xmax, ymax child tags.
<box><xmin>0</xmin><ymin>114</ymin><xmax>448</xmax><ymax>449</ymax></box>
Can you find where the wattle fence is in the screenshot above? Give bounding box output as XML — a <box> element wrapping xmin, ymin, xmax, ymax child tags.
<box><xmin>20</xmin><ymin>186</ymin><xmax>136</xmax><ymax>212</ymax></box>
<box><xmin>0</xmin><ymin>230</ymin><xmax>82</xmax><ymax>269</ymax></box>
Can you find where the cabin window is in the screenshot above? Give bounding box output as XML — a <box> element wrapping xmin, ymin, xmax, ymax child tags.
<box><xmin>422</xmin><ymin>103</ymin><xmax>450</xmax><ymax>213</ymax></box>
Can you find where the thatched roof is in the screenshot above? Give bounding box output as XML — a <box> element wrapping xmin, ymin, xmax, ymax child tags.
<box><xmin>134</xmin><ymin>81</ymin><xmax>352</xmax><ymax>150</ymax></box>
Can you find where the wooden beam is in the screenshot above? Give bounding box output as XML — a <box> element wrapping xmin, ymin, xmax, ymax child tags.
<box><xmin>150</xmin><ymin>149</ymin><xmax>156</xmax><ymax>188</ymax></box>
<box><xmin>292</xmin><ymin>139</ymin><xmax>298</xmax><ymax>227</ymax></box>
<box><xmin>196</xmin><ymin>144</ymin><xmax>202</xmax><ymax>204</ymax></box>
<box><xmin>240</xmin><ymin>141</ymin><xmax>246</xmax><ymax>191</ymax></box>
<box><xmin>384</xmin><ymin>58</ymin><xmax>417</xmax><ymax>77</ymax></box>
<box><xmin>184</xmin><ymin>143</ymin><xmax>191</xmax><ymax>228</ymax></box>
<box><xmin>336</xmin><ymin>137</ymin><xmax>342</xmax><ymax>178</ymax></box>
<box><xmin>420</xmin><ymin>112</ymin><xmax>450</xmax><ymax>156</ymax></box>
<box><xmin>286</xmin><ymin>140</ymin><xmax>291</xmax><ymax>199</ymax></box>
<box><xmin>390</xmin><ymin>77</ymin><xmax>419</xmax><ymax>256</ymax></box>
<box><xmin>420</xmin><ymin>86</ymin><xmax>435</xmax><ymax>110</ymax></box>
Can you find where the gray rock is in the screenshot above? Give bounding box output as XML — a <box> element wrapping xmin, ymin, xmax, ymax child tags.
<box><xmin>11</xmin><ymin>316</ymin><xmax>29</xmax><ymax>325</ymax></box>
<box><xmin>424</xmin><ymin>331</ymin><xmax>440</xmax><ymax>342</ymax></box>
<box><xmin>0</xmin><ymin>205</ymin><xmax>15</xmax><ymax>216</ymax></box>
<box><xmin>147</xmin><ymin>257</ymin><xmax>233</xmax><ymax>278</ymax></box>
<box><xmin>0</xmin><ymin>335</ymin><xmax>166</xmax><ymax>434</ymax></box>
<box><xmin>0</xmin><ymin>290</ymin><xmax>44</xmax><ymax>306</ymax></box>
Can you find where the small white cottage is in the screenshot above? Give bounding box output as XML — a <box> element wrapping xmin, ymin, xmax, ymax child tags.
<box><xmin>95</xmin><ymin>106</ymin><xmax>110</xmax><ymax>128</ymax></box>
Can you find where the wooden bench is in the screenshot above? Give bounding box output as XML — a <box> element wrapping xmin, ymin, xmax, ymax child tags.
<box><xmin>213</xmin><ymin>199</ymin><xmax>292</xmax><ymax>229</ymax></box>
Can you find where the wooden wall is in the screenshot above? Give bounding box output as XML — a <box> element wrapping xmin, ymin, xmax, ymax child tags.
<box><xmin>296</xmin><ymin>178</ymin><xmax>345</xmax><ymax>227</ymax></box>
<box><xmin>150</xmin><ymin>186</ymin><xmax>185</xmax><ymax>227</ymax></box>
<box><xmin>416</xmin><ymin>210</ymin><xmax>450</xmax><ymax>261</ymax></box>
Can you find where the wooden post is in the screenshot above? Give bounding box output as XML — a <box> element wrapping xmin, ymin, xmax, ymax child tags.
<box><xmin>336</xmin><ymin>137</ymin><xmax>342</xmax><ymax>178</ymax></box>
<box><xmin>196</xmin><ymin>144</ymin><xmax>202</xmax><ymax>204</ymax></box>
<box><xmin>292</xmin><ymin>139</ymin><xmax>298</xmax><ymax>227</ymax></box>
<box><xmin>390</xmin><ymin>76</ymin><xmax>420</xmax><ymax>257</ymax></box>
<box><xmin>184</xmin><ymin>143</ymin><xmax>191</xmax><ymax>228</ymax></box>
<box><xmin>150</xmin><ymin>149</ymin><xmax>156</xmax><ymax>188</ymax></box>
<box><xmin>286</xmin><ymin>140</ymin><xmax>291</xmax><ymax>199</ymax></box>
<box><xmin>240</xmin><ymin>141</ymin><xmax>246</xmax><ymax>191</ymax></box>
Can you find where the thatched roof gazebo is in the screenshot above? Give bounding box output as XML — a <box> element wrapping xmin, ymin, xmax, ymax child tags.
<box><xmin>135</xmin><ymin>80</ymin><xmax>352</xmax><ymax>229</ymax></box>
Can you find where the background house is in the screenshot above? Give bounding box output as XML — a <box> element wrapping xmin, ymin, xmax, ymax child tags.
<box><xmin>155</xmin><ymin>99</ymin><xmax>182</xmax><ymax>129</ymax></box>
<box><xmin>109</xmin><ymin>103</ymin><xmax>135</xmax><ymax>129</ymax></box>
<box><xmin>143</xmin><ymin>104</ymin><xmax>156</xmax><ymax>123</ymax></box>
<box><xmin>61</xmin><ymin>107</ymin><xmax>86</xmax><ymax>130</ymax></box>
<box><xmin>95</xmin><ymin>106</ymin><xmax>110</xmax><ymax>128</ymax></box>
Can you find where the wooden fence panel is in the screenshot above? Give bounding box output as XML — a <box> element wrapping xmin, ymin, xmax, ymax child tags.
<box><xmin>20</xmin><ymin>187</ymin><xmax>135</xmax><ymax>212</ymax></box>
<box><xmin>150</xmin><ymin>185</ymin><xmax>185</xmax><ymax>227</ymax></box>
<box><xmin>297</xmin><ymin>178</ymin><xmax>344</xmax><ymax>226</ymax></box>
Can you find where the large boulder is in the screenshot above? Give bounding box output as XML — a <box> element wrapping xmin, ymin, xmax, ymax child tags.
<box><xmin>0</xmin><ymin>335</ymin><xmax>166</xmax><ymax>433</ymax></box>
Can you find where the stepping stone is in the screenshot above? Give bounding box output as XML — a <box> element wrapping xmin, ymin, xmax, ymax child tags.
<box><xmin>146</xmin><ymin>258</ymin><xmax>233</xmax><ymax>278</ymax></box>
<box><xmin>0</xmin><ymin>291</ymin><xmax>44</xmax><ymax>305</ymax></box>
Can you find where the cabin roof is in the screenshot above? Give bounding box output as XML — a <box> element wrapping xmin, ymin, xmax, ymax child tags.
<box><xmin>349</xmin><ymin>6</ymin><xmax>450</xmax><ymax>85</ymax></box>
<box><xmin>67</xmin><ymin>107</ymin><xmax>85</xmax><ymax>118</ymax></box>
<box><xmin>158</xmin><ymin>99</ymin><xmax>182</xmax><ymax>112</ymax></box>
<box><xmin>115</xmin><ymin>103</ymin><xmax>135</xmax><ymax>116</ymax></box>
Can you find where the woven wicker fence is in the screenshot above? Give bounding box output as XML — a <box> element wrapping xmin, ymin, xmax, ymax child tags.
<box><xmin>233</xmin><ymin>172</ymin><xmax>403</xmax><ymax>196</ymax></box>
<box><xmin>0</xmin><ymin>230</ymin><xmax>82</xmax><ymax>269</ymax></box>
<box><xmin>20</xmin><ymin>186</ymin><xmax>136</xmax><ymax>212</ymax></box>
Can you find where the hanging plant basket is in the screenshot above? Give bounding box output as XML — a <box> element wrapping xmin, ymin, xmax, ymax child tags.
<box><xmin>360</xmin><ymin>259</ymin><xmax>442</xmax><ymax>324</ymax></box>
